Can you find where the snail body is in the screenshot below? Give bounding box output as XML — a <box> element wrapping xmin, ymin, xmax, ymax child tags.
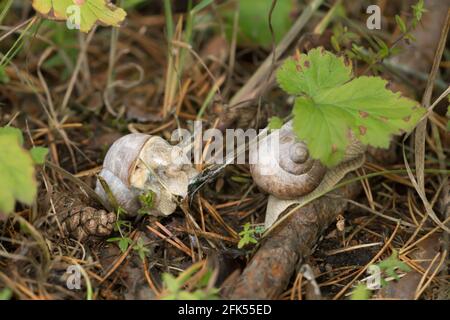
<box><xmin>95</xmin><ymin>133</ymin><xmax>198</xmax><ymax>216</ymax></box>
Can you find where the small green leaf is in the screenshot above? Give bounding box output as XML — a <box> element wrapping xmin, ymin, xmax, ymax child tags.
<box><xmin>133</xmin><ymin>237</ymin><xmax>150</xmax><ymax>261</ymax></box>
<box><xmin>137</xmin><ymin>190</ymin><xmax>155</xmax><ymax>215</ymax></box>
<box><xmin>411</xmin><ymin>0</ymin><xmax>427</xmax><ymax>26</ymax></box>
<box><xmin>268</xmin><ymin>116</ymin><xmax>283</xmax><ymax>130</ymax></box>
<box><xmin>373</xmin><ymin>36</ymin><xmax>389</xmax><ymax>59</ymax></box>
<box><xmin>377</xmin><ymin>249</ymin><xmax>411</xmax><ymax>281</ymax></box>
<box><xmin>107</xmin><ymin>236</ymin><xmax>132</xmax><ymax>253</ymax></box>
<box><xmin>160</xmin><ymin>264</ymin><xmax>220</xmax><ymax>300</ymax></box>
<box><xmin>161</xmin><ymin>269</ymin><xmax>220</xmax><ymax>300</ymax></box>
<box><xmin>30</xmin><ymin>147</ymin><xmax>49</xmax><ymax>165</ymax></box>
<box><xmin>0</xmin><ymin>132</ymin><xmax>36</xmax><ymax>214</ymax></box>
<box><xmin>119</xmin><ymin>237</ymin><xmax>132</xmax><ymax>252</ymax></box>
<box><xmin>107</xmin><ymin>237</ymin><xmax>122</xmax><ymax>242</ymax></box>
<box><xmin>395</xmin><ymin>15</ymin><xmax>407</xmax><ymax>33</ymax></box>
<box><xmin>238</xmin><ymin>222</ymin><xmax>258</xmax><ymax>249</ymax></box>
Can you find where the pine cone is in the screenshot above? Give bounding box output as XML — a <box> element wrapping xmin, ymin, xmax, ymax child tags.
<box><xmin>52</xmin><ymin>192</ymin><xmax>116</xmax><ymax>241</ymax></box>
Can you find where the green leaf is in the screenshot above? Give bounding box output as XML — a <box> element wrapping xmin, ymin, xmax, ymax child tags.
<box><xmin>373</xmin><ymin>36</ymin><xmax>389</xmax><ymax>59</ymax></box>
<box><xmin>411</xmin><ymin>0</ymin><xmax>427</xmax><ymax>26</ymax></box>
<box><xmin>107</xmin><ymin>237</ymin><xmax>122</xmax><ymax>242</ymax></box>
<box><xmin>137</xmin><ymin>190</ymin><xmax>155</xmax><ymax>215</ymax></box>
<box><xmin>161</xmin><ymin>270</ymin><xmax>220</xmax><ymax>300</ymax></box>
<box><xmin>133</xmin><ymin>237</ymin><xmax>150</xmax><ymax>261</ymax></box>
<box><xmin>395</xmin><ymin>15</ymin><xmax>407</xmax><ymax>33</ymax></box>
<box><xmin>107</xmin><ymin>236</ymin><xmax>132</xmax><ymax>253</ymax></box>
<box><xmin>118</xmin><ymin>237</ymin><xmax>132</xmax><ymax>252</ymax></box>
<box><xmin>0</xmin><ymin>133</ymin><xmax>36</xmax><ymax>213</ymax></box>
<box><xmin>161</xmin><ymin>266</ymin><xmax>220</xmax><ymax>300</ymax></box>
<box><xmin>238</xmin><ymin>222</ymin><xmax>258</xmax><ymax>249</ymax></box>
<box><xmin>277</xmin><ymin>48</ymin><xmax>425</xmax><ymax>166</ymax></box>
<box><xmin>268</xmin><ymin>116</ymin><xmax>283</xmax><ymax>130</ymax></box>
<box><xmin>291</xmin><ymin>97</ymin><xmax>347</xmax><ymax>166</ymax></box>
<box><xmin>30</xmin><ymin>147</ymin><xmax>49</xmax><ymax>165</ymax></box>
<box><xmin>350</xmin><ymin>283</ymin><xmax>371</xmax><ymax>300</ymax></box>
<box><xmin>377</xmin><ymin>249</ymin><xmax>411</xmax><ymax>281</ymax></box>
<box><xmin>32</xmin><ymin>0</ymin><xmax>127</xmax><ymax>33</ymax></box>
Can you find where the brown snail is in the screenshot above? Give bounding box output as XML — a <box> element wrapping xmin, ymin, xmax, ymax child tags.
<box><xmin>95</xmin><ymin>133</ymin><xmax>198</xmax><ymax>216</ymax></box>
<box><xmin>250</xmin><ymin>123</ymin><xmax>327</xmax><ymax>199</ymax></box>
<box><xmin>250</xmin><ymin>122</ymin><xmax>365</xmax><ymax>229</ymax></box>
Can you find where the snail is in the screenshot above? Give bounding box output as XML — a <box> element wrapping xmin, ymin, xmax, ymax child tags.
<box><xmin>250</xmin><ymin>122</ymin><xmax>366</xmax><ymax>229</ymax></box>
<box><xmin>95</xmin><ymin>133</ymin><xmax>198</xmax><ymax>217</ymax></box>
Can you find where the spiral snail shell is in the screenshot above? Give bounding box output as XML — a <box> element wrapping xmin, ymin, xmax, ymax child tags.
<box><xmin>250</xmin><ymin>121</ymin><xmax>366</xmax><ymax>229</ymax></box>
<box><xmin>95</xmin><ymin>133</ymin><xmax>198</xmax><ymax>216</ymax></box>
<box><xmin>250</xmin><ymin>123</ymin><xmax>327</xmax><ymax>199</ymax></box>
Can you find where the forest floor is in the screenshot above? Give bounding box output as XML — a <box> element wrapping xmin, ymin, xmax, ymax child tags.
<box><xmin>0</xmin><ymin>0</ymin><xmax>449</xmax><ymax>300</ymax></box>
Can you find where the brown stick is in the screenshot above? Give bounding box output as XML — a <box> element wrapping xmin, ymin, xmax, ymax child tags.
<box><xmin>228</xmin><ymin>178</ymin><xmax>361</xmax><ymax>299</ymax></box>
